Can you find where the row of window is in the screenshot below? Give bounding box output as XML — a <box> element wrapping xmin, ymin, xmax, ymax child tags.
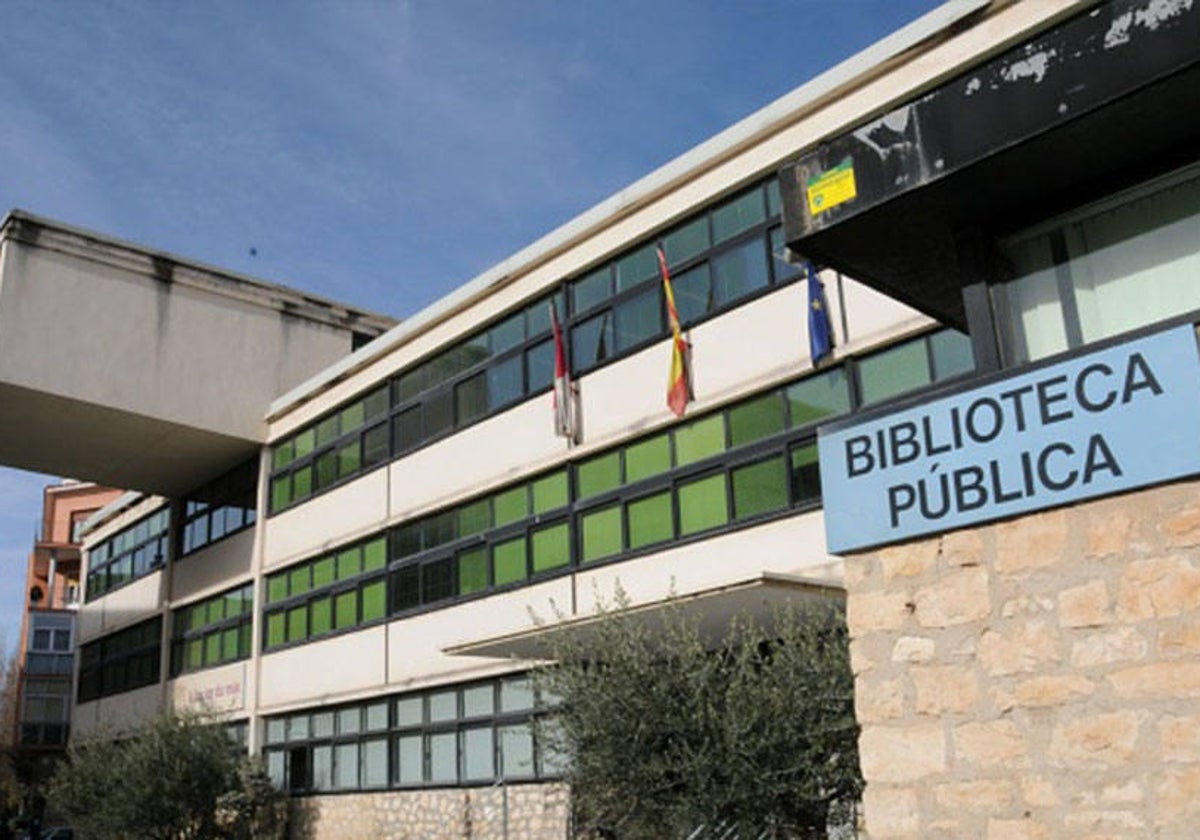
<box><xmin>267</xmin><ymin>177</ymin><xmax>799</xmax><ymax>515</ymax></box>
<box><xmin>78</xmin><ymin>616</ymin><xmax>162</xmax><ymax>703</ymax></box>
<box><xmin>85</xmin><ymin>507</ymin><xmax>169</xmax><ymax>601</ymax></box>
<box><xmin>263</xmin><ymin>675</ymin><xmax>560</xmax><ymax>792</ymax></box>
<box><xmin>259</xmin><ymin>328</ymin><xmax>973</xmax><ymax>652</ymax></box>
<box><xmin>181</xmin><ymin>460</ymin><xmax>259</xmax><ymax>556</ymax></box>
<box><xmin>170</xmin><ymin>583</ymin><xmax>255</xmax><ymax>676</ymax></box>
<box><xmin>263</xmin><ymin>538</ymin><xmax>388</xmax><ymax>650</ymax></box>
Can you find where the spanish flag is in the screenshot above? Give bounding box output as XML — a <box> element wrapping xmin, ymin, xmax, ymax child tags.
<box><xmin>658</xmin><ymin>244</ymin><xmax>691</xmax><ymax>417</ymax></box>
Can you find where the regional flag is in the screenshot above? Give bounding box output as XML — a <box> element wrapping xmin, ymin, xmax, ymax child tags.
<box><xmin>807</xmin><ymin>261</ymin><xmax>834</xmax><ymax>364</ymax></box>
<box><xmin>658</xmin><ymin>244</ymin><xmax>691</xmax><ymax>417</ymax></box>
<box><xmin>549</xmin><ymin>299</ymin><xmax>574</xmax><ymax>439</ymax></box>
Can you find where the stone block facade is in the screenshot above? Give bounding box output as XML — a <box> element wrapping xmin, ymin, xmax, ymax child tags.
<box><xmin>288</xmin><ymin>782</ymin><xmax>569</xmax><ymax>840</ymax></box>
<box><xmin>846</xmin><ymin>479</ymin><xmax>1200</xmax><ymax>838</ymax></box>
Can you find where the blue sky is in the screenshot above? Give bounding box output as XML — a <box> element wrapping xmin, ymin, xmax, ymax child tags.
<box><xmin>0</xmin><ymin>0</ymin><xmax>943</xmax><ymax>654</ymax></box>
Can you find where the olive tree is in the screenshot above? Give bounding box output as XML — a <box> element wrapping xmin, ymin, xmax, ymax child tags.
<box><xmin>46</xmin><ymin>713</ymin><xmax>285</xmax><ymax>840</ymax></box>
<box><xmin>533</xmin><ymin>595</ymin><xmax>862</xmax><ymax>839</ymax></box>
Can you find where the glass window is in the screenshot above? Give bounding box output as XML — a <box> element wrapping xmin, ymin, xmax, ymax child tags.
<box><xmin>930</xmin><ymin>329</ymin><xmax>975</xmax><ymax>380</ymax></box>
<box><xmin>499</xmin><ymin>724</ymin><xmax>535</xmax><ymax>779</ymax></box>
<box><xmin>493</xmin><ymin>486</ymin><xmax>529</xmax><ymax>526</ymax></box>
<box><xmin>337</xmin><ymin>440</ymin><xmax>361</xmax><ymax>479</ymax></box>
<box><xmin>429</xmin><ymin>690</ymin><xmax>457</xmax><ymax>723</ymax></box>
<box><xmin>362</xmin><ymin>423</ymin><xmax>389</xmax><ymax>467</ymax></box>
<box><xmin>677</xmin><ymin>473</ymin><xmax>729</xmax><ymax>536</ymax></box>
<box><xmin>786</xmin><ymin>369</ymin><xmax>851</xmax><ymax>427</ymax></box>
<box><xmin>286</xmin><ymin>606</ymin><xmax>307</xmax><ymax>644</ymax></box>
<box><xmin>458</xmin><ymin>547</ymin><xmax>489</xmax><ymax>595</ymax></box>
<box><xmin>581</xmin><ymin>504</ymin><xmax>623</xmax><ymax>563</ymax></box>
<box><xmin>713</xmin><ymin>237</ymin><xmax>769</xmax><ymax>307</ymax></box>
<box><xmin>662</xmin><ymin>217</ymin><xmax>710</xmax><ymax>265</ymax></box>
<box><xmin>728</xmin><ymin>391</ymin><xmax>785</xmax><ymax>447</ymax></box>
<box><xmin>614</xmin><ymin>287</ymin><xmax>662</xmax><ymax>352</ymax></box>
<box><xmin>732</xmin><ymin>456</ymin><xmax>789</xmax><ymax>520</ymax></box>
<box><xmin>266</xmin><ymin>613</ymin><xmax>286</xmax><ymax>648</ymax></box>
<box><xmin>310</xmin><ymin>597</ymin><xmax>332</xmax><ymax>636</ymax></box>
<box><xmin>333</xmin><ymin>743</ymin><xmax>359</xmax><ymax>790</ymax></box>
<box><xmin>335</xmin><ymin>590</ymin><xmax>358</xmax><ymax>629</ymax></box>
<box><xmin>363</xmin><ymin>539</ymin><xmax>387</xmax><ymax>572</ymax></box>
<box><xmin>393</xmin><ymin>406</ymin><xmax>422</xmax><ymax>453</ymax></box>
<box><xmin>462</xmin><ymin>726</ymin><xmax>495</xmax><ymax>781</ymax></box>
<box><xmin>311</xmin><ymin>712</ymin><xmax>334</xmax><ymax>738</ymax></box>
<box><xmin>456</xmin><ymin>374</ymin><xmax>488</xmax><ymax>427</ymax></box>
<box><xmin>396</xmin><ymin>734</ymin><xmax>423</xmax><ymax>786</ymax></box>
<box><xmin>490</xmin><ymin>312</ymin><xmax>526</xmax><ymax>355</ymax></box>
<box><xmin>421</xmin><ymin>558</ymin><xmax>455</xmax><ymax>604</ymax></box>
<box><xmin>615</xmin><ymin>245</ymin><xmax>657</xmax><ymax>292</ymax></box>
<box><xmin>391</xmin><ymin>566</ymin><xmax>420</xmax><ymax>613</ymax></box>
<box><xmin>672</xmin><ymin>264</ymin><xmax>712</xmax><ymax>325</ymax></box>
<box><xmin>675</xmin><ymin>414</ymin><xmax>726</xmax><ymax>466</ymax></box>
<box><xmin>361</xmin><ymin>580</ymin><xmax>386</xmax><ymax>621</ymax></box>
<box><xmin>531</xmin><ymin>522</ymin><xmax>570</xmax><ymax>573</ymax></box>
<box><xmin>429</xmin><ymin>732</ymin><xmax>457</xmax><ymax>784</ymax></box>
<box><xmin>362</xmin><ymin>738</ymin><xmax>389</xmax><ymax>788</ymax></box>
<box><xmin>713</xmin><ymin>188</ymin><xmax>766</xmax><ymax>243</ymax></box>
<box><xmin>458</xmin><ymin>499</ymin><xmax>491</xmax><ymax>537</ymax></box>
<box><xmin>341</xmin><ymin>400</ymin><xmax>366</xmax><ymax>433</ymax></box>
<box><xmin>571</xmin><ymin>311</ymin><xmax>614</xmax><ymax>371</ymax></box>
<box><xmin>531</xmin><ymin>471</ymin><xmax>568</xmax><ymax>513</ymax></box>
<box><xmin>525</xmin><ymin>338</ymin><xmax>555</xmax><ymax>394</ymax></box>
<box><xmin>578</xmin><ymin>451</ymin><xmax>622</xmax><ymax>499</ymax></box>
<box><xmin>336</xmin><ymin>548</ymin><xmax>361</xmax><ymax>580</ymax></box>
<box><xmin>769</xmin><ymin>226</ymin><xmax>802</xmax><ymax>283</ymax></box>
<box><xmin>493</xmin><ymin>537</ymin><xmax>527</xmax><ymax>587</ymax></box>
<box><xmin>463</xmin><ymin>685</ymin><xmax>494</xmax><ymax>717</ymax></box>
<box><xmin>396</xmin><ymin>697</ymin><xmax>423</xmax><ymax>727</ymax></box>
<box><xmin>790</xmin><ymin>443</ymin><xmax>822</xmax><ymax>505</ymax></box>
<box><xmin>573</xmin><ymin>267</ymin><xmax>612</xmax><ymax>313</ymax></box>
<box><xmin>487</xmin><ymin>355</ymin><xmax>524</xmax><ymax>411</ymax></box>
<box><xmin>858</xmin><ymin>340</ymin><xmax>931</xmax><ymax>405</ymax></box>
<box><xmin>424</xmin><ymin>389</ymin><xmax>455</xmax><ymax>439</ymax></box>
<box><xmin>338</xmin><ymin>706</ymin><xmax>362</xmax><ymax>735</ymax></box>
<box><xmin>624</xmin><ymin>433</ymin><xmax>671</xmax><ymax>484</ymax></box>
<box><xmin>500</xmin><ymin>677</ymin><xmax>535</xmax><ymax>712</ymax></box>
<box><xmin>627</xmin><ymin>491</ymin><xmax>673</xmax><ymax>550</ymax></box>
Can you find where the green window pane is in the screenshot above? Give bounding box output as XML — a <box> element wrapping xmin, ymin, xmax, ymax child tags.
<box><xmin>289</xmin><ymin>566</ymin><xmax>311</xmax><ymax>597</ymax></box>
<box><xmin>458</xmin><ymin>498</ymin><xmax>492</xmax><ymax>537</ymax></box>
<box><xmin>221</xmin><ymin>627</ymin><xmax>240</xmax><ymax>662</ymax></box>
<box><xmin>662</xmin><ymin>217</ymin><xmax>710</xmax><ymax>265</ymax></box>
<box><xmin>316</xmin><ymin>450</ymin><xmax>338</xmax><ymax>489</ymax></box>
<box><xmin>294</xmin><ymin>429</ymin><xmax>316</xmax><ymax>459</ymax></box>
<box><xmin>336</xmin><ymin>548</ymin><xmax>362</xmax><ymax>580</ymax></box>
<box><xmin>531</xmin><ymin>471</ymin><xmax>568</xmax><ymax>514</ymax></box>
<box><xmin>493</xmin><ymin>486</ymin><xmax>529</xmax><ymax>527</ymax></box>
<box><xmin>187</xmin><ymin>638</ymin><xmax>204</xmax><ymax>670</ymax></box>
<box><xmin>188</xmin><ymin>604</ymin><xmax>208</xmax><ymax>632</ymax></box>
<box><xmin>361</xmin><ymin>580</ymin><xmax>386</xmax><ymax>622</ymax></box>
<box><xmin>732</xmin><ymin>456</ymin><xmax>789</xmax><ymax>520</ymax></box>
<box><xmin>615</xmin><ymin>245</ymin><xmax>657</xmax><ymax>292</ymax></box>
<box><xmin>270</xmin><ymin>476</ymin><xmax>292</xmax><ymax>513</ymax></box>
<box><xmin>337</xmin><ymin>440</ymin><xmax>361</xmax><ymax>478</ymax></box>
<box><xmin>271</xmin><ymin>440</ymin><xmax>295</xmax><ymax>471</ymax></box>
<box><xmin>286</xmin><ymin>606</ymin><xmax>308</xmax><ymax>644</ymax></box>
<box><xmin>785</xmin><ymin>368</ymin><xmax>851</xmax><ymax>427</ymax></box>
<box><xmin>674</xmin><ymin>414</ymin><xmax>726</xmax><ymax>466</ymax></box>
<box><xmin>531</xmin><ymin>522</ymin><xmax>570</xmax><ymax>573</ymax></box>
<box><xmin>205</xmin><ymin>633</ymin><xmax>221</xmax><ymax>666</ymax></box>
<box><xmin>363</xmin><ymin>423</ymin><xmax>389</xmax><ymax>467</ymax></box>
<box><xmin>339</xmin><ymin>400</ymin><xmax>365</xmax><ymax>433</ymax></box>
<box><xmin>625</xmin><ymin>434</ymin><xmax>671</xmax><ymax>483</ymax></box>
<box><xmin>578</xmin><ymin>451</ymin><xmax>622</xmax><ymax>499</ymax></box>
<box><xmin>362</xmin><ymin>538</ymin><xmax>387</xmax><ymax>572</ymax></box>
<box><xmin>581</xmin><ymin>505</ymin><xmax>623</xmax><ymax>563</ymax></box>
<box><xmin>267</xmin><ymin>573</ymin><xmax>288</xmax><ymax>604</ymax></box>
<box><xmin>238</xmin><ymin>623</ymin><xmax>252</xmax><ymax>658</ymax></box>
<box><xmin>334</xmin><ymin>591</ymin><xmax>358</xmax><ymax>630</ymax></box>
<box><xmin>791</xmin><ymin>443</ymin><xmax>822</xmax><ymax>504</ymax></box>
<box><xmin>364</xmin><ymin>386</ymin><xmax>390</xmax><ymax>420</ymax></box>
<box><xmin>292</xmin><ymin>465</ymin><xmax>313</xmax><ymax>501</ymax></box>
<box><xmin>266</xmin><ymin>612</ymin><xmax>286</xmax><ymax>649</ymax></box>
<box><xmin>459</xmin><ymin>546</ymin><xmax>489</xmax><ymax>595</ymax></box>
<box><xmin>930</xmin><ymin>329</ymin><xmax>975</xmax><ymax>381</ymax></box>
<box><xmin>493</xmin><ymin>538</ymin><xmax>527</xmax><ymax>587</ymax></box>
<box><xmin>312</xmin><ymin>557</ymin><xmax>335</xmax><ymax>588</ymax></box>
<box><xmin>456</xmin><ymin>373</ymin><xmax>488</xmax><ymax>427</ymax></box>
<box><xmin>678</xmin><ymin>473</ymin><xmax>729</xmax><ymax>536</ymax></box>
<box><xmin>207</xmin><ymin>598</ymin><xmax>225</xmax><ymax>625</ymax></box>
<box><xmin>729</xmin><ymin>391</ymin><xmax>786</xmax><ymax>447</ymax></box>
<box><xmin>314</xmin><ymin>415</ymin><xmax>340</xmax><ymax>448</ymax></box>
<box><xmin>627</xmin><ymin>492</ymin><xmax>673</xmax><ymax>549</ymax></box>
<box><xmin>859</xmin><ymin>340</ymin><xmax>931</xmax><ymax>405</ymax></box>
<box><xmin>310</xmin><ymin>596</ymin><xmax>332</xmax><ymax>636</ymax></box>
<box><xmin>712</xmin><ymin>188</ymin><xmax>766</xmax><ymax>244</ymax></box>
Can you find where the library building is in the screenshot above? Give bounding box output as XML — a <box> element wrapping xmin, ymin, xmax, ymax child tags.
<box><xmin>0</xmin><ymin>1</ymin><xmax>1197</xmax><ymax>836</ymax></box>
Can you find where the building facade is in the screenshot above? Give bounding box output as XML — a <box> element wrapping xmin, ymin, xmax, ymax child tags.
<box><xmin>0</xmin><ymin>1</ymin><xmax>1192</xmax><ymax>838</ymax></box>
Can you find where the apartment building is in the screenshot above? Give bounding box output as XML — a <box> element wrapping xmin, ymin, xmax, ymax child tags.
<box><xmin>1</xmin><ymin>1</ymin><xmax>1196</xmax><ymax>837</ymax></box>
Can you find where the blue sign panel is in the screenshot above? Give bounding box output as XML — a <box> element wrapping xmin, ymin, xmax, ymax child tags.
<box><xmin>819</xmin><ymin>325</ymin><xmax>1200</xmax><ymax>554</ymax></box>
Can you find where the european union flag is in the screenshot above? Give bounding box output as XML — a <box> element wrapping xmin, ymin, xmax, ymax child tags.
<box><xmin>807</xmin><ymin>261</ymin><xmax>834</xmax><ymax>364</ymax></box>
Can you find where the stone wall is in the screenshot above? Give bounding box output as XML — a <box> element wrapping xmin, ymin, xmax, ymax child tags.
<box><xmin>288</xmin><ymin>782</ymin><xmax>569</xmax><ymax>840</ymax></box>
<box><xmin>846</xmin><ymin>478</ymin><xmax>1200</xmax><ymax>838</ymax></box>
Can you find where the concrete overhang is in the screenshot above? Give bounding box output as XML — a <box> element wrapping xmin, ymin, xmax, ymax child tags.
<box><xmin>779</xmin><ymin>0</ymin><xmax>1200</xmax><ymax>328</ymax></box>
<box><xmin>0</xmin><ymin>212</ymin><xmax>395</xmax><ymax>495</ymax></box>
<box><xmin>443</xmin><ymin>572</ymin><xmax>843</xmax><ymax>661</ymax></box>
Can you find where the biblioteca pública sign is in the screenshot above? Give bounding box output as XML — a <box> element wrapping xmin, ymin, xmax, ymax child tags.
<box><xmin>819</xmin><ymin>324</ymin><xmax>1200</xmax><ymax>554</ymax></box>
